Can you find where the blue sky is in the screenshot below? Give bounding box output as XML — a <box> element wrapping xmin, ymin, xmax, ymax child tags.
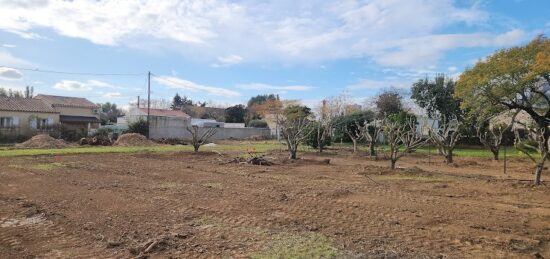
<box><xmin>0</xmin><ymin>0</ymin><xmax>549</xmax><ymax>109</ymax></box>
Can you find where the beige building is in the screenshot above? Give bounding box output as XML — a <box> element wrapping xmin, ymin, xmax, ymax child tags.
<box><xmin>0</xmin><ymin>97</ymin><xmax>60</xmax><ymax>137</ymax></box>
<box><xmin>34</xmin><ymin>95</ymin><xmax>100</xmax><ymax>133</ymax></box>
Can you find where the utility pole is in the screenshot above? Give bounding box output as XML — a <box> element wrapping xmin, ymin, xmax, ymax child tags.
<box><xmin>137</xmin><ymin>96</ymin><xmax>140</xmax><ymax>108</ymax></box>
<box><xmin>147</xmin><ymin>72</ymin><xmax>151</xmax><ymax>139</ymax></box>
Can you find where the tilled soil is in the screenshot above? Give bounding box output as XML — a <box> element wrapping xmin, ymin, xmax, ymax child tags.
<box><xmin>0</xmin><ymin>151</ymin><xmax>548</xmax><ymax>258</ymax></box>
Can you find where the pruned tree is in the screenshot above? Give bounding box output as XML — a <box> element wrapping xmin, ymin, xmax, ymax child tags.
<box><xmin>344</xmin><ymin>120</ymin><xmax>364</xmax><ymax>153</ymax></box>
<box><xmin>362</xmin><ymin>119</ymin><xmax>383</xmax><ymax>157</ymax></box>
<box><xmin>429</xmin><ymin>116</ymin><xmax>462</xmax><ymax>164</ymax></box>
<box><xmin>313</xmin><ymin>98</ymin><xmax>341</xmax><ymax>152</ymax></box>
<box><xmin>186</xmin><ymin>125</ymin><xmax>217</xmax><ymax>152</ymax></box>
<box><xmin>336</xmin><ymin>111</ymin><xmax>375</xmax><ymax>153</ymax></box>
<box><xmin>278</xmin><ymin>105</ymin><xmax>313</xmax><ymax>159</ymax></box>
<box><xmin>475</xmin><ymin>113</ymin><xmax>515</xmax><ymax>161</ymax></box>
<box><xmin>383</xmin><ymin>115</ymin><xmax>426</xmax><ymax>169</ymax></box>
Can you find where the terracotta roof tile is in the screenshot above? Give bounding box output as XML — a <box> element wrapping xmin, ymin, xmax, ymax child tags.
<box><xmin>35</xmin><ymin>94</ymin><xmax>99</xmax><ymax>108</ymax></box>
<box><xmin>0</xmin><ymin>97</ymin><xmax>58</xmax><ymax>113</ymax></box>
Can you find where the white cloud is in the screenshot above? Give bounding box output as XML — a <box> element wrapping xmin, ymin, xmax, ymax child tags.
<box><xmin>0</xmin><ymin>0</ymin><xmax>525</xmax><ymax>68</ymax></box>
<box><xmin>237</xmin><ymin>83</ymin><xmax>312</xmax><ymax>91</ymax></box>
<box><xmin>2</xmin><ymin>44</ymin><xmax>15</xmax><ymax>48</ymax></box>
<box><xmin>346</xmin><ymin>79</ymin><xmax>409</xmax><ymax>91</ymax></box>
<box><xmin>53</xmin><ymin>79</ymin><xmax>118</xmax><ymax>91</ymax></box>
<box><xmin>54</xmin><ymin>80</ymin><xmax>91</xmax><ymax>91</ymax></box>
<box><xmin>0</xmin><ymin>67</ymin><xmax>23</xmax><ymax>80</ymax></box>
<box><xmin>103</xmin><ymin>92</ymin><xmax>123</xmax><ymax>98</ymax></box>
<box><xmin>213</xmin><ymin>55</ymin><xmax>243</xmax><ymax>67</ymax></box>
<box><xmin>0</xmin><ymin>50</ymin><xmax>30</xmax><ymax>66</ymax></box>
<box><xmin>154</xmin><ymin>76</ymin><xmax>240</xmax><ymax>97</ymax></box>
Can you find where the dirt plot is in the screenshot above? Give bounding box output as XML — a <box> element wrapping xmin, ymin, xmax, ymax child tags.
<box><xmin>0</xmin><ymin>149</ymin><xmax>549</xmax><ymax>258</ymax></box>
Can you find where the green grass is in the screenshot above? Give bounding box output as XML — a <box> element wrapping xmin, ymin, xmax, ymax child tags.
<box><xmin>359</xmin><ymin>145</ymin><xmax>530</xmax><ymax>158</ymax></box>
<box><xmin>0</xmin><ymin>141</ymin><xmax>284</xmax><ymax>157</ymax></box>
<box><xmin>251</xmin><ymin>232</ymin><xmax>340</xmax><ymax>259</ymax></box>
<box><xmin>0</xmin><ymin>140</ymin><xmax>532</xmax><ymax>159</ymax></box>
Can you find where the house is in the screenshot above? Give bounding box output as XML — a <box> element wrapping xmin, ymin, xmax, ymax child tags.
<box><xmin>34</xmin><ymin>94</ymin><xmax>100</xmax><ymax>133</ymax></box>
<box><xmin>0</xmin><ymin>97</ymin><xmax>59</xmax><ymax>137</ymax></box>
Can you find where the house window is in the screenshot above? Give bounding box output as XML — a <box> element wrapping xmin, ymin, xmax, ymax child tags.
<box><xmin>0</xmin><ymin>117</ymin><xmax>14</xmax><ymax>128</ymax></box>
<box><xmin>37</xmin><ymin>118</ymin><xmax>48</xmax><ymax>129</ymax></box>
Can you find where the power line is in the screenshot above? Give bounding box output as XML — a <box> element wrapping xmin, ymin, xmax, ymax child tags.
<box><xmin>0</xmin><ymin>65</ymin><xmax>146</xmax><ymax>76</ymax></box>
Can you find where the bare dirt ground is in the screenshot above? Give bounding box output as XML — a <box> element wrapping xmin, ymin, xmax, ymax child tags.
<box><xmin>0</xmin><ymin>148</ymin><xmax>549</xmax><ymax>258</ymax></box>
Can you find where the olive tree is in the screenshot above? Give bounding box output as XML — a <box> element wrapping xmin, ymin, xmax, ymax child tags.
<box><xmin>456</xmin><ymin>36</ymin><xmax>550</xmax><ymax>184</ymax></box>
<box><xmin>278</xmin><ymin>105</ymin><xmax>313</xmax><ymax>159</ymax></box>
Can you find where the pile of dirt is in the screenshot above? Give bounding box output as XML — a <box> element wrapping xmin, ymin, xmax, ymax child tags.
<box><xmin>16</xmin><ymin>134</ymin><xmax>69</xmax><ymax>149</ymax></box>
<box><xmin>226</xmin><ymin>155</ymin><xmax>274</xmax><ymax>166</ymax></box>
<box><xmin>114</xmin><ymin>133</ymin><xmax>155</xmax><ymax>147</ymax></box>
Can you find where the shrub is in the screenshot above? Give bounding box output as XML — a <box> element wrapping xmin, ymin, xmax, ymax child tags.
<box><xmin>248</xmin><ymin>119</ymin><xmax>268</xmax><ymax>128</ymax></box>
<box><xmin>93</xmin><ymin>128</ymin><xmax>111</xmax><ymax>138</ymax></box>
<box><xmin>126</xmin><ymin>118</ymin><xmax>149</xmax><ymax>136</ymax></box>
<box><xmin>305</xmin><ymin>121</ymin><xmax>331</xmax><ymax>149</ymax></box>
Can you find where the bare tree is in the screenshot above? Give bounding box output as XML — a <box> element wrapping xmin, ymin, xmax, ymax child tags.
<box><xmin>383</xmin><ymin>117</ymin><xmax>426</xmax><ymax>169</ymax></box>
<box><xmin>186</xmin><ymin>125</ymin><xmax>217</xmax><ymax>152</ymax></box>
<box><xmin>514</xmin><ymin>118</ymin><xmax>549</xmax><ymax>185</ymax></box>
<box><xmin>429</xmin><ymin>116</ymin><xmax>462</xmax><ymax>164</ymax></box>
<box><xmin>314</xmin><ymin>98</ymin><xmax>341</xmax><ymax>152</ymax></box>
<box><xmin>344</xmin><ymin>121</ymin><xmax>364</xmax><ymax>153</ymax></box>
<box><xmin>475</xmin><ymin>116</ymin><xmax>513</xmax><ymax>161</ymax></box>
<box><xmin>278</xmin><ymin>105</ymin><xmax>313</xmax><ymax>159</ymax></box>
<box><xmin>362</xmin><ymin>119</ymin><xmax>383</xmax><ymax>157</ymax></box>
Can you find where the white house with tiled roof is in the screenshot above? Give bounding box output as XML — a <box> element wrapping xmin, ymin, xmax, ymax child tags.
<box><xmin>0</xmin><ymin>97</ymin><xmax>60</xmax><ymax>137</ymax></box>
<box><xmin>34</xmin><ymin>94</ymin><xmax>101</xmax><ymax>133</ymax></box>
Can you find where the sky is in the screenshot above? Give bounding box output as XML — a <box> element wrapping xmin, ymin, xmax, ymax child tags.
<box><xmin>0</xmin><ymin>0</ymin><xmax>549</xmax><ymax>110</ymax></box>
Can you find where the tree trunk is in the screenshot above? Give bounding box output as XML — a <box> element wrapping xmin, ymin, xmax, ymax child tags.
<box><xmin>390</xmin><ymin>159</ymin><xmax>396</xmax><ymax>170</ymax></box>
<box><xmin>369</xmin><ymin>143</ymin><xmax>376</xmax><ymax>157</ymax></box>
<box><xmin>534</xmin><ymin>155</ymin><xmax>546</xmax><ymax>185</ymax></box>
<box><xmin>491</xmin><ymin>148</ymin><xmax>499</xmax><ymax>161</ymax></box>
<box><xmin>445</xmin><ymin>149</ymin><xmax>453</xmax><ymax>164</ymax></box>
<box><xmin>194</xmin><ymin>145</ymin><xmax>200</xmax><ymax>152</ymax></box>
<box><xmin>351</xmin><ymin>139</ymin><xmax>357</xmax><ymax>153</ymax></box>
<box><xmin>289</xmin><ymin>148</ymin><xmax>297</xmax><ymax>160</ymax></box>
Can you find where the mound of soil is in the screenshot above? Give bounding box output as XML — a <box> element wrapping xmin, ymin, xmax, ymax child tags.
<box><xmin>114</xmin><ymin>133</ymin><xmax>155</xmax><ymax>147</ymax></box>
<box><xmin>16</xmin><ymin>134</ymin><xmax>69</xmax><ymax>149</ymax></box>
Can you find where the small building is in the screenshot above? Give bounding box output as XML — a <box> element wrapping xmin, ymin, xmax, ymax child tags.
<box><xmin>34</xmin><ymin>94</ymin><xmax>100</xmax><ymax>133</ymax></box>
<box><xmin>0</xmin><ymin>97</ymin><xmax>59</xmax><ymax>137</ymax></box>
<box><xmin>125</xmin><ymin>107</ymin><xmax>191</xmax><ymax>139</ymax></box>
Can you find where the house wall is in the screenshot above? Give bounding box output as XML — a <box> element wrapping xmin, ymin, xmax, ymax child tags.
<box><xmin>54</xmin><ymin>106</ymin><xmax>99</xmax><ymax>117</ymax></box>
<box><xmin>149</xmin><ymin>121</ymin><xmax>271</xmax><ymax>140</ymax></box>
<box><xmin>0</xmin><ymin>111</ymin><xmax>59</xmax><ymax>136</ymax></box>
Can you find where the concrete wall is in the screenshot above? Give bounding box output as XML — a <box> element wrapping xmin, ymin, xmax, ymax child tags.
<box><xmin>150</xmin><ymin>125</ymin><xmax>271</xmax><ymax>140</ymax></box>
<box><xmin>0</xmin><ymin>111</ymin><xmax>59</xmax><ymax>136</ymax></box>
<box><xmin>126</xmin><ymin>113</ymin><xmax>271</xmax><ymax>140</ymax></box>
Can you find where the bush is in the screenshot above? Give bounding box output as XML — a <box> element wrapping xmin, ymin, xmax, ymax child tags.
<box><xmin>0</xmin><ymin>133</ymin><xmax>29</xmax><ymax>144</ymax></box>
<box><xmin>93</xmin><ymin>128</ymin><xmax>111</xmax><ymax>138</ymax></box>
<box><xmin>305</xmin><ymin>122</ymin><xmax>331</xmax><ymax>149</ymax></box>
<box><xmin>126</xmin><ymin>118</ymin><xmax>149</xmax><ymax>136</ymax></box>
<box><xmin>248</xmin><ymin>119</ymin><xmax>268</xmax><ymax>128</ymax></box>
